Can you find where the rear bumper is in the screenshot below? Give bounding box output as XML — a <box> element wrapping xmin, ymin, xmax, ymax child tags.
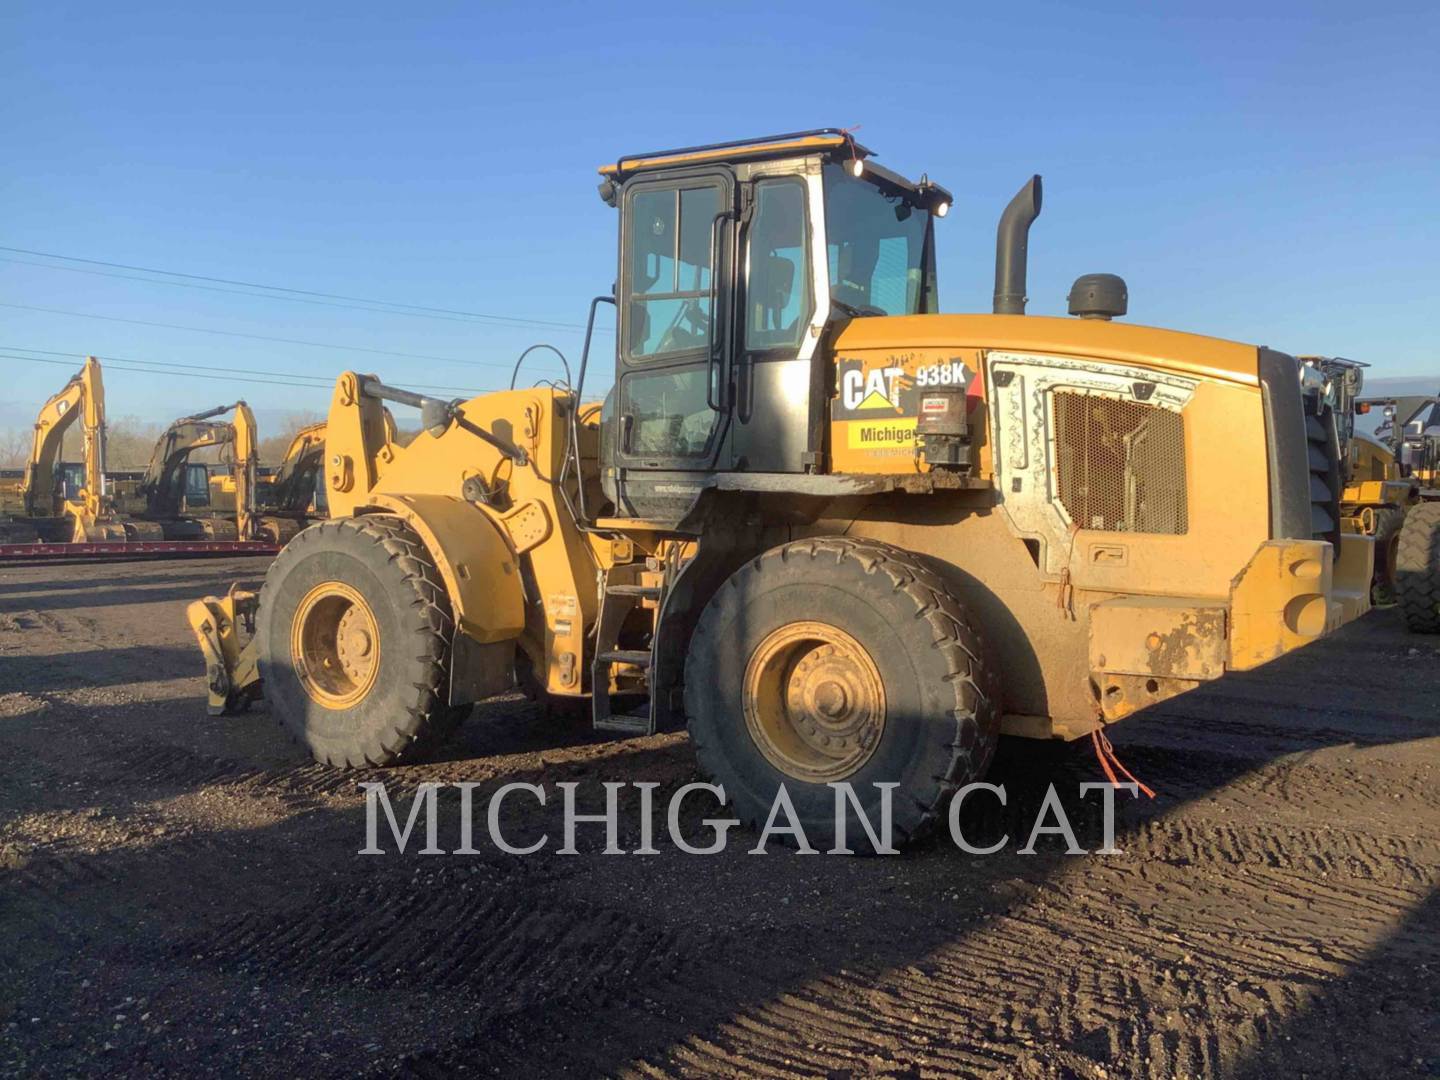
<box><xmin>1086</xmin><ymin>536</ymin><xmax>1372</xmax><ymax>724</ymax></box>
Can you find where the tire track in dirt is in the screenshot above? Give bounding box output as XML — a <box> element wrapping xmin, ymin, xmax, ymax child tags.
<box><xmin>158</xmin><ymin>860</ymin><xmax>712</xmax><ymax>1019</ymax></box>
<box><xmin>378</xmin><ymin>796</ymin><xmax>1439</xmax><ymax>1078</ymax></box>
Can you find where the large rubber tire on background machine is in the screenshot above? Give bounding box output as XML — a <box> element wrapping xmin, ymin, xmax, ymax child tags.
<box><xmin>1396</xmin><ymin>501</ymin><xmax>1440</xmax><ymax>633</ymax></box>
<box><xmin>256</xmin><ymin>515</ymin><xmax>467</xmax><ymax>767</ymax></box>
<box><xmin>1370</xmin><ymin>505</ymin><xmax>1407</xmax><ymax>605</ymax></box>
<box><xmin>685</xmin><ymin>537</ymin><xmax>1001</xmax><ymax>850</ymax></box>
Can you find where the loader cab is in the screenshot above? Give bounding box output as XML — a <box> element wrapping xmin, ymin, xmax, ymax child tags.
<box><xmin>596</xmin><ymin>130</ymin><xmax>949</xmax><ymax>522</ymax></box>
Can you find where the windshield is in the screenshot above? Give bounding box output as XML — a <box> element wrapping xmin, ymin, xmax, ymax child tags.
<box><xmin>822</xmin><ymin>163</ymin><xmax>933</xmax><ymax>316</ymax></box>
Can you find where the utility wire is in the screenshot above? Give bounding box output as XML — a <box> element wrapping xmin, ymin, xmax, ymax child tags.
<box><xmin>0</xmin><ymin>301</ymin><xmax>537</xmax><ymax>369</ymax></box>
<box><xmin>0</xmin><ymin>244</ymin><xmax>615</xmax><ymax>334</ymax></box>
<box><xmin>0</xmin><ymin>348</ymin><xmax>480</xmax><ymax>394</ymax></box>
<box><xmin>2</xmin><ymin>351</ymin><xmax>353</xmax><ymax>392</ymax></box>
<box><xmin>0</xmin><ymin>344</ymin><xmax>483</xmax><ymax>394</ymax></box>
<box><xmin>3</xmin><ymin>350</ymin><xmax>482</xmax><ymax>396</ymax></box>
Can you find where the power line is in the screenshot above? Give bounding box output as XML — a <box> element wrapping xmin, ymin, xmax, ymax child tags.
<box><xmin>0</xmin><ymin>351</ymin><xmax>483</xmax><ymax>397</ymax></box>
<box><xmin>0</xmin><ymin>255</ymin><xmax>539</xmax><ymax>328</ymax></box>
<box><xmin>0</xmin><ymin>244</ymin><xmax>616</xmax><ymax>334</ymax></box>
<box><xmin>0</xmin><ymin>345</ymin><xmax>483</xmax><ymax>394</ymax></box>
<box><xmin>2</xmin><ymin>351</ymin><xmax>349</xmax><ymax>392</ymax></box>
<box><xmin>0</xmin><ymin>301</ymin><xmax>545</xmax><ymax>369</ymax></box>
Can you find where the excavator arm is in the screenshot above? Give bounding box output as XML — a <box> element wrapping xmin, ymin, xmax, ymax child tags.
<box><xmin>267</xmin><ymin>421</ymin><xmax>328</xmax><ymax>513</ymax></box>
<box><xmin>75</xmin><ymin>356</ymin><xmax>108</xmax><ymax>535</ymax></box>
<box><xmin>231</xmin><ymin>402</ymin><xmax>259</xmax><ymax>540</ymax></box>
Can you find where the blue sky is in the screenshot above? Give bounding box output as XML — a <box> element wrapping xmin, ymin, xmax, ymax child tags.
<box><xmin>2</xmin><ymin>0</ymin><xmax>1437</xmax><ymax>432</ymax></box>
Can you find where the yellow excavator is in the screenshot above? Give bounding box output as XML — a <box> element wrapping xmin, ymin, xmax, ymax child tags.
<box><xmin>0</xmin><ymin>356</ymin><xmax>128</xmax><ymax>543</ymax></box>
<box><xmin>191</xmin><ymin>129</ymin><xmax>1381</xmax><ymax>846</ymax></box>
<box><xmin>208</xmin><ymin>420</ymin><xmax>333</xmax><ymax>542</ymax></box>
<box><xmin>255</xmin><ymin>420</ymin><xmax>332</xmax><ymax>536</ymax></box>
<box><xmin>121</xmin><ymin>401</ymin><xmax>260</xmax><ymax>541</ymax></box>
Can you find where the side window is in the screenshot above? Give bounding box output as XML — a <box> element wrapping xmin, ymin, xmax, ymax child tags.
<box><xmin>627</xmin><ymin>185</ymin><xmax>721</xmax><ymax>360</ymax></box>
<box><xmin>744</xmin><ymin>179</ymin><xmax>811</xmax><ymax>351</ymax></box>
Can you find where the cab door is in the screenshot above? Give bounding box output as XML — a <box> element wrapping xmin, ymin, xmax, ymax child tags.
<box><xmin>726</xmin><ymin>174</ymin><xmax>823</xmax><ymax>472</ymax></box>
<box><xmin>612</xmin><ymin>170</ymin><xmax>734</xmax><ymax>495</ymax></box>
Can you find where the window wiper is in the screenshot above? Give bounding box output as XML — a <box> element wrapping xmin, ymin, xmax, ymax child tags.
<box><xmin>830</xmin><ymin>298</ymin><xmax>884</xmax><ymax>319</ymax></box>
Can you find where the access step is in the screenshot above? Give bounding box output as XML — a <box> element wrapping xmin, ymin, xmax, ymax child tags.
<box><xmin>592</xmin><ymin>709</ymin><xmax>653</xmax><ymax>734</ymax></box>
<box><xmin>604</xmin><ymin>584</ymin><xmax>662</xmax><ymax>599</ymax></box>
<box><xmin>597</xmin><ymin>649</ymin><xmax>651</xmax><ymax>668</ymax></box>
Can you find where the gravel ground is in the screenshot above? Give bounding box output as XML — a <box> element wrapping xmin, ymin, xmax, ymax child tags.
<box><xmin>1</xmin><ymin>555</ymin><xmax>1437</xmax><ymax>1078</ymax></box>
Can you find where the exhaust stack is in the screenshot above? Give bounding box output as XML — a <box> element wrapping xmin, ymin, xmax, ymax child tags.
<box><xmin>992</xmin><ymin>175</ymin><xmax>1043</xmax><ymax>315</ymax></box>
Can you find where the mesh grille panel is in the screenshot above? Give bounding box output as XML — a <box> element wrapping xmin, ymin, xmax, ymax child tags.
<box><xmin>1052</xmin><ymin>391</ymin><xmax>1188</xmax><ymax>535</ymax></box>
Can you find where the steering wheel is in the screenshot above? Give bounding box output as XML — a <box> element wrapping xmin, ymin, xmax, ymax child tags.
<box><xmin>655</xmin><ymin>297</ymin><xmax>711</xmax><ymax>354</ymax></box>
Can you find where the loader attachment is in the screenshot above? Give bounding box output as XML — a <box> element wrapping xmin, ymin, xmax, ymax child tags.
<box><xmin>187</xmin><ymin>587</ymin><xmax>261</xmax><ymax>715</ymax></box>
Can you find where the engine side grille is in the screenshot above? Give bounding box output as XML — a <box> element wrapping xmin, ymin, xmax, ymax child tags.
<box><xmin>1052</xmin><ymin>390</ymin><xmax>1188</xmax><ymax>535</ymax></box>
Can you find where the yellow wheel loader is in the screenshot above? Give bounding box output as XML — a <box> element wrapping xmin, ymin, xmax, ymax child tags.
<box><xmin>1306</xmin><ymin>354</ymin><xmax>1440</xmax><ymax>624</ymax></box>
<box><xmin>190</xmin><ymin>129</ymin><xmax>1375</xmax><ymax>846</ymax></box>
<box><xmin>1355</xmin><ymin>390</ymin><xmax>1440</xmax><ymax>630</ymax></box>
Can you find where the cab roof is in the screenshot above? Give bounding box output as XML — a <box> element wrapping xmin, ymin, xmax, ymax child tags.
<box><xmin>598</xmin><ymin>127</ymin><xmax>951</xmax><ymax>208</ymax></box>
<box><xmin>598</xmin><ymin>128</ymin><xmax>869</xmax><ymax>180</ymax></box>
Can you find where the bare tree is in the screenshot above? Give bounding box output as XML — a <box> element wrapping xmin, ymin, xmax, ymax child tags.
<box><xmin>0</xmin><ymin>427</ymin><xmax>31</xmax><ymax>469</ymax></box>
<box><xmin>103</xmin><ymin>416</ymin><xmax>168</xmax><ymax>471</ymax></box>
<box><xmin>257</xmin><ymin>410</ymin><xmax>325</xmax><ymax>465</ymax></box>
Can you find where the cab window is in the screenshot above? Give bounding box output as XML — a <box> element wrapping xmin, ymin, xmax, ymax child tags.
<box><xmin>744</xmin><ymin>179</ymin><xmax>811</xmax><ymax>351</ymax></box>
<box><xmin>626</xmin><ymin>184</ymin><xmax>721</xmax><ymax>360</ymax></box>
<box><xmin>822</xmin><ymin>163</ymin><xmax>931</xmax><ymax>316</ymax></box>
<box><xmin>621</xmin><ymin>368</ymin><xmax>716</xmax><ymax>458</ymax></box>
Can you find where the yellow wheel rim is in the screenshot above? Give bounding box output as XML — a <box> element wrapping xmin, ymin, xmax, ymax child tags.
<box><xmin>290</xmin><ymin>581</ymin><xmax>381</xmax><ymax>710</ymax></box>
<box><xmin>743</xmin><ymin>621</ymin><xmax>885</xmax><ymax>783</ymax></box>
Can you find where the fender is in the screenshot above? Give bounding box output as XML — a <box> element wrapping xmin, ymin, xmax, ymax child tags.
<box><xmin>363</xmin><ymin>493</ymin><xmax>525</xmax><ymax>645</ymax></box>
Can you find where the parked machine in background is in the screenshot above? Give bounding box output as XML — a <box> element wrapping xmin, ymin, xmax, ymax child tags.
<box><xmin>253</xmin><ymin>421</ymin><xmax>332</xmax><ymax>540</ymax></box>
<box><xmin>0</xmin><ymin>356</ymin><xmax>128</xmax><ymax>543</ymax></box>
<box><xmin>115</xmin><ymin>401</ymin><xmax>260</xmax><ymax>541</ymax></box>
<box><xmin>191</xmin><ymin>130</ymin><xmax>1382</xmax><ymax>847</ymax></box>
<box><xmin>1356</xmin><ymin>389</ymin><xmax>1440</xmax><ymax>630</ymax></box>
<box><xmin>1304</xmin><ymin>356</ymin><xmax>1411</xmax><ymax>602</ymax></box>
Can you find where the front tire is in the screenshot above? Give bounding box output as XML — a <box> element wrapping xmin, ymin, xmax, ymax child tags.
<box><xmin>685</xmin><ymin>538</ymin><xmax>1001</xmax><ymax>850</ymax></box>
<box><xmin>256</xmin><ymin>515</ymin><xmax>460</xmax><ymax>767</ymax></box>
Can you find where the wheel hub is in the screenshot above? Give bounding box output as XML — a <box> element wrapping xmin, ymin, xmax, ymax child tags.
<box><xmin>744</xmin><ymin>622</ymin><xmax>885</xmax><ymax>783</ymax></box>
<box><xmin>291</xmin><ymin>582</ymin><xmax>381</xmax><ymax>709</ymax></box>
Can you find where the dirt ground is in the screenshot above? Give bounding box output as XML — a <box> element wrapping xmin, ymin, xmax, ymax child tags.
<box><xmin>0</xmin><ymin>555</ymin><xmax>1437</xmax><ymax>1078</ymax></box>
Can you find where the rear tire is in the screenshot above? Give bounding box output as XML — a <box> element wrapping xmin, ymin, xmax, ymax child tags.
<box><xmin>256</xmin><ymin>515</ymin><xmax>461</xmax><ymax>767</ymax></box>
<box><xmin>685</xmin><ymin>538</ymin><xmax>1001</xmax><ymax>851</ymax></box>
<box><xmin>1396</xmin><ymin>502</ymin><xmax>1440</xmax><ymax>633</ymax></box>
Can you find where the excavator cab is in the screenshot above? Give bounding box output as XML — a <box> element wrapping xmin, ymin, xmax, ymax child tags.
<box><xmin>593</xmin><ymin>130</ymin><xmax>949</xmax><ymax>521</ymax></box>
